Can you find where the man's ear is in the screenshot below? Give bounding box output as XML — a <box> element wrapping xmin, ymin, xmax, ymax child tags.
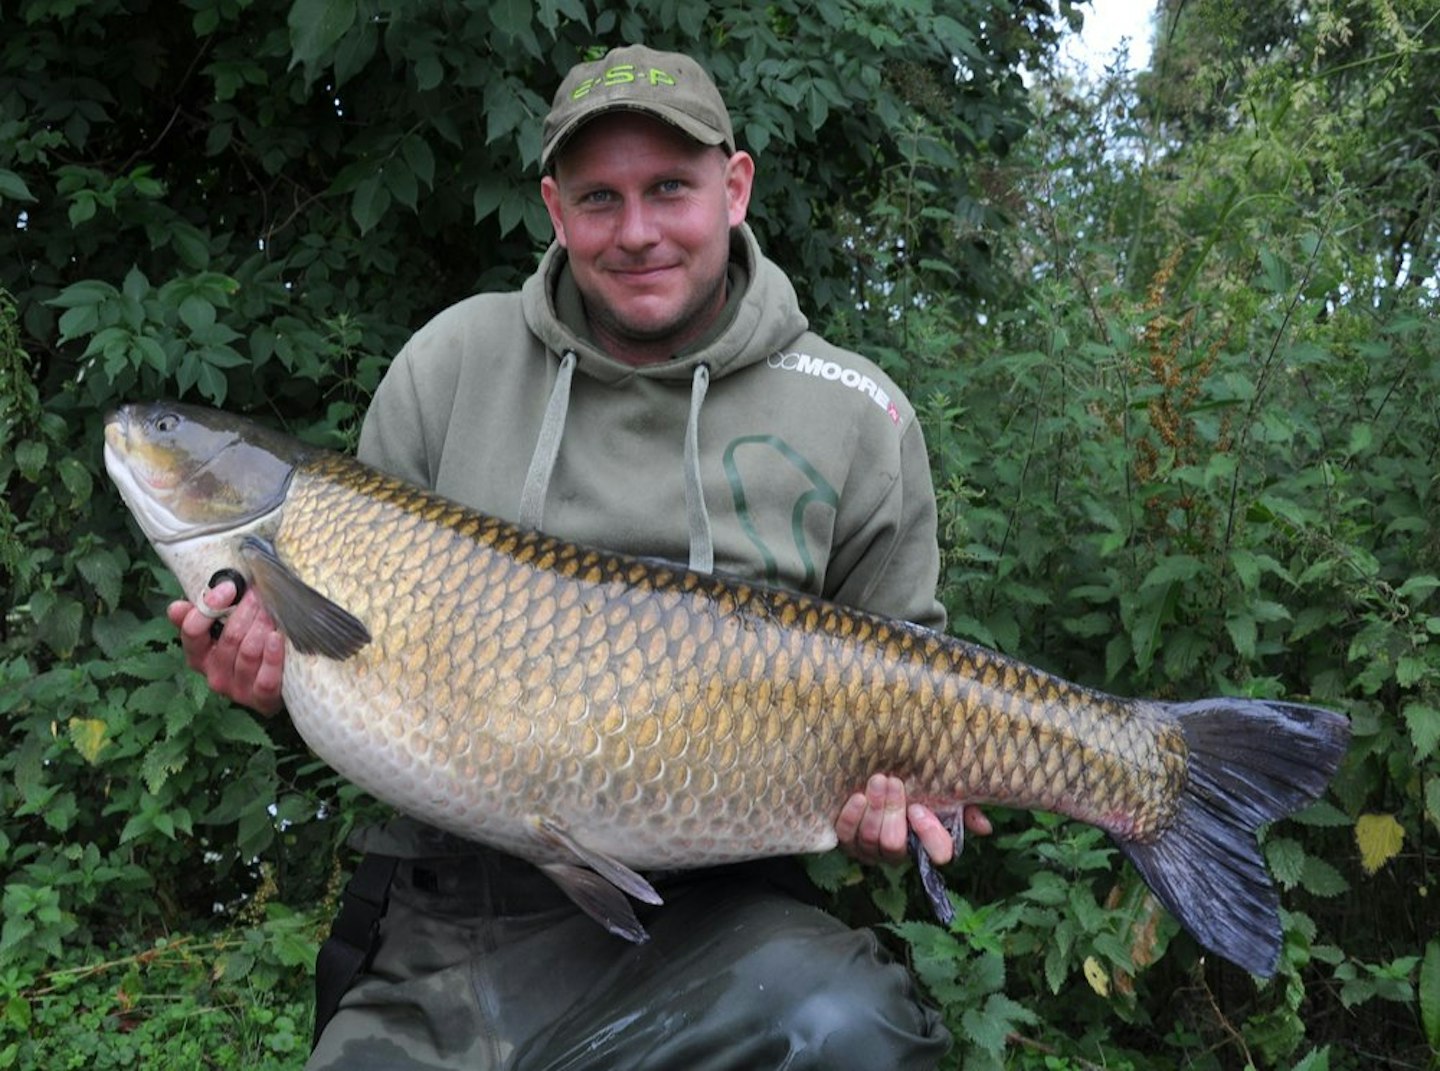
<box><xmin>540</xmin><ymin>174</ymin><xmax>568</xmax><ymax>247</ymax></box>
<box><xmin>724</xmin><ymin>150</ymin><xmax>755</xmax><ymax>228</ymax></box>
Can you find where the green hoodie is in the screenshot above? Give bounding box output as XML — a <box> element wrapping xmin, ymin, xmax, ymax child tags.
<box><xmin>358</xmin><ymin>223</ymin><xmax>944</xmax><ymax>631</ymax></box>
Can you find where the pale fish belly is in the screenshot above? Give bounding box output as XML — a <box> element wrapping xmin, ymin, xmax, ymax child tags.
<box><xmin>280</xmin><ymin>648</ymin><xmax>841</xmax><ymax>870</ymax></box>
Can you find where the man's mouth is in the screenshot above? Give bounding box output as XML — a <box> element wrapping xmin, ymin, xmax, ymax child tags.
<box><xmin>610</xmin><ymin>264</ymin><xmax>676</xmax><ymax>284</ymax></box>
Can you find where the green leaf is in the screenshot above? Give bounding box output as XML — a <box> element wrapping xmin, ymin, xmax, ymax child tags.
<box><xmin>1420</xmin><ymin>940</ymin><xmax>1440</xmax><ymax>1051</ymax></box>
<box><xmin>14</xmin><ymin>439</ymin><xmax>46</xmax><ymax>479</ymax></box>
<box><xmin>1290</xmin><ymin>801</ymin><xmax>1352</xmax><ymax>827</ymax></box>
<box><xmin>48</xmin><ymin>278</ymin><xmax>117</xmax><ymax>310</ymax></box>
<box><xmin>351</xmin><ymin>174</ymin><xmax>391</xmax><ymax>234</ymax></box>
<box><xmin>401</xmin><ymin>135</ymin><xmax>435</xmax><ymax>188</ymax></box>
<box><xmin>489</xmin><ymin>0</ymin><xmax>531</xmax><ymax>37</ymax></box>
<box><xmin>803</xmin><ymin>850</ymin><xmax>859</xmax><ymax>894</ymax></box>
<box><xmin>141</xmin><ymin>739</ymin><xmax>190</xmax><ymax>795</ymax></box>
<box><xmin>214</xmin><ymin>706</ymin><xmax>273</xmax><ymax>747</ymax></box>
<box><xmin>472</xmin><ymin>175</ymin><xmax>505</xmax><ymax>223</ymax></box>
<box><xmin>68</xmin><ymin>192</ymin><xmax>97</xmax><ymax>226</ymax></box>
<box><xmin>384</xmin><ymin>161</ymin><xmax>419</xmax><ymax>210</ymax></box>
<box><xmin>288</xmin><ymin>0</ymin><xmax>356</xmax><ymax>68</ymax></box>
<box><xmin>488</xmin><ymin>0</ymin><xmax>539</xmax><ymax>55</ymax></box>
<box><xmin>1344</xmin><ymin>422</ymin><xmax>1373</xmax><ymax>457</ymax></box>
<box><xmin>0</xmin><ymin>168</ymin><xmax>36</xmax><ymax>203</ymax></box>
<box><xmin>76</xmin><ymin>548</ymin><xmax>123</xmax><ymax>608</ymax></box>
<box><xmin>179</xmin><ymin>295</ymin><xmax>216</xmax><ymax>332</ymax></box>
<box><xmin>961</xmin><ymin>992</ymin><xmax>1034</xmax><ymax>1057</ymax></box>
<box><xmin>1289</xmin><ymin>1047</ymin><xmax>1331</xmax><ymax>1071</ymax></box>
<box><xmin>1225</xmin><ymin>613</ymin><xmax>1257</xmax><ymax>660</ymax></box>
<box><xmin>1139</xmin><ymin>554</ymin><xmax>1203</xmax><ymax>590</ymax></box>
<box><xmin>134</xmin><ymin>334</ymin><xmax>170</xmax><ymax>373</ymax></box>
<box><xmin>1397</xmin><ymin>655</ymin><xmax>1430</xmax><ymax>688</ymax></box>
<box><xmin>1265</xmin><ymin>837</ymin><xmax>1305</xmax><ymax>888</ymax></box>
<box><xmin>1396</xmin><ymin>575</ymin><xmax>1440</xmax><ymax>601</ymax></box>
<box><xmin>197</xmin><ymin>360</ymin><xmax>229</xmax><ymax>405</ymax></box>
<box><xmin>805</xmin><ymin>84</ymin><xmax>829</xmax><ymax>131</ymax></box>
<box><xmin>36</xmin><ymin>592</ymin><xmax>84</xmax><ymax>656</ymax></box>
<box><xmin>170</xmin><ymin>222</ymin><xmax>211</xmax><ymax>268</ymax></box>
<box><xmin>1299</xmin><ymin>856</ymin><xmax>1349</xmax><ymax>897</ymax></box>
<box><xmin>414</xmin><ymin>54</ymin><xmax>443</xmax><ymax>92</ymax></box>
<box><xmin>1404</xmin><ymin>703</ymin><xmax>1440</xmax><ymax>759</ymax></box>
<box><xmin>1229</xmin><ymin>548</ymin><xmax>1262</xmax><ymax>590</ymax></box>
<box><xmin>870</xmin><ymin>879</ymin><xmax>907</xmax><ymax>924</ymax></box>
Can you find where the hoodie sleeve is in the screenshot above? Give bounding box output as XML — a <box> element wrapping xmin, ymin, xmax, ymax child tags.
<box><xmin>825</xmin><ymin>416</ymin><xmax>948</xmax><ymax>632</ymax></box>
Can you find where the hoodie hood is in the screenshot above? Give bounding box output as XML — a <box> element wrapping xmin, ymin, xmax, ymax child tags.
<box><xmin>519</xmin><ymin>223</ymin><xmax>810</xmax><ymax>384</ymax></box>
<box><xmin>514</xmin><ymin>223</ymin><xmax>811</xmax><ymax>572</ymax></box>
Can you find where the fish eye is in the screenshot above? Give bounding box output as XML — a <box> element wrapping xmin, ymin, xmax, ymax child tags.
<box><xmin>153</xmin><ymin>412</ymin><xmax>181</xmax><ymax>433</ymax></box>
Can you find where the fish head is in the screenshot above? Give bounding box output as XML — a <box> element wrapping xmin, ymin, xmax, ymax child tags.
<box><xmin>103</xmin><ymin>402</ymin><xmax>300</xmax><ymax>602</ymax></box>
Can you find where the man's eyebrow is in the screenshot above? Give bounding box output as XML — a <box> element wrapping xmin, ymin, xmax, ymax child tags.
<box><xmin>559</xmin><ymin>160</ymin><xmax>710</xmax><ymax>193</ymax></box>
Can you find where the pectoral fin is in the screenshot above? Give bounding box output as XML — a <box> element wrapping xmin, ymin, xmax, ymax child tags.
<box><xmin>239</xmin><ymin>535</ymin><xmax>371</xmax><ymax>659</ymax></box>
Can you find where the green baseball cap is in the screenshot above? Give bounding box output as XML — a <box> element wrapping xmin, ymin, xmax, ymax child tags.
<box><xmin>541</xmin><ymin>45</ymin><xmax>736</xmax><ymax>171</ymax></box>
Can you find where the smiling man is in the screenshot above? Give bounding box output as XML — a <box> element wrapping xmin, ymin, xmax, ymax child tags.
<box><xmin>170</xmin><ymin>43</ymin><xmax>985</xmax><ymax>1070</ymax></box>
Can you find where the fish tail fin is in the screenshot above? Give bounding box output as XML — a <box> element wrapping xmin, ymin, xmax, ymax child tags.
<box><xmin>1116</xmin><ymin>698</ymin><xmax>1350</xmax><ymax>977</ymax></box>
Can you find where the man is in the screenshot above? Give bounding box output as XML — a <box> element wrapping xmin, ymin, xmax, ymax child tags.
<box><xmin>170</xmin><ymin>44</ymin><xmax>987</xmax><ymax>1069</ymax></box>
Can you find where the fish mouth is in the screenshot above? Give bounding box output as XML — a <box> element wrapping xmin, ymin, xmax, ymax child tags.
<box><xmin>104</xmin><ymin>408</ymin><xmax>184</xmax><ymax>495</ymax></box>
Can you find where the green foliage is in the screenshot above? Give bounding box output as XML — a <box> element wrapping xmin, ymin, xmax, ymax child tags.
<box><xmin>0</xmin><ymin>906</ymin><xmax>322</xmax><ymax>1070</ymax></box>
<box><xmin>821</xmin><ymin>0</ymin><xmax>1437</xmax><ymax>1064</ymax></box>
<box><xmin>4</xmin><ymin>0</ymin><xmax>1436</xmax><ymax>1066</ymax></box>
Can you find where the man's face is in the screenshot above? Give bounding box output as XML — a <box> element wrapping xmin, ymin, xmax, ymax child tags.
<box><xmin>540</xmin><ymin>113</ymin><xmax>754</xmax><ymax>365</ymax></box>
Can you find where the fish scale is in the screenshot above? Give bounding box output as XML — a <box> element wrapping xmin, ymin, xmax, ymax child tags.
<box><xmin>276</xmin><ymin>453</ymin><xmax>1187</xmax><ymax>863</ymax></box>
<box><xmin>104</xmin><ymin>401</ymin><xmax>1351</xmax><ymax>975</ymax></box>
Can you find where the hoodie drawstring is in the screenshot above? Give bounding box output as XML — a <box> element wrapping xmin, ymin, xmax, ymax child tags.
<box><xmin>683</xmin><ymin>363</ymin><xmax>714</xmax><ymax>574</ymax></box>
<box><xmin>518</xmin><ymin>351</ymin><xmax>715</xmax><ymax>575</ymax></box>
<box><xmin>518</xmin><ymin>349</ymin><xmax>577</xmax><ymax>531</ymax></box>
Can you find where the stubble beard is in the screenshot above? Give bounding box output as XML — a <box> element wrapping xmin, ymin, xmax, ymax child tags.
<box><xmin>587</xmin><ymin>268</ymin><xmax>729</xmax><ymax>355</ymax></box>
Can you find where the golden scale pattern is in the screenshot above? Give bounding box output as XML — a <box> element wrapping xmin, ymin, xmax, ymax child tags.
<box><xmin>276</xmin><ymin>454</ymin><xmax>1190</xmax><ymax>865</ymax></box>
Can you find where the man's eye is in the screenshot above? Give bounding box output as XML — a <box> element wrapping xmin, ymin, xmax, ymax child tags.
<box><xmin>657</xmin><ymin>179</ymin><xmax>684</xmax><ymax>194</ymax></box>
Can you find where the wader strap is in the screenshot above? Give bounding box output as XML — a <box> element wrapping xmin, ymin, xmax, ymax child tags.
<box><xmin>312</xmin><ymin>853</ymin><xmax>399</xmax><ymax>1049</ymax></box>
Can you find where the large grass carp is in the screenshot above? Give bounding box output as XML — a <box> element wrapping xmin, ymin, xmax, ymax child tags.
<box><xmin>103</xmin><ymin>402</ymin><xmax>1349</xmax><ymax>976</ymax></box>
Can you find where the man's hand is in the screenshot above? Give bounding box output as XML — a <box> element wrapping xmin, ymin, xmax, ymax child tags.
<box><xmin>835</xmin><ymin>774</ymin><xmax>991</xmax><ymax>866</ymax></box>
<box><xmin>167</xmin><ymin>578</ymin><xmax>285</xmax><ymax>716</ymax></box>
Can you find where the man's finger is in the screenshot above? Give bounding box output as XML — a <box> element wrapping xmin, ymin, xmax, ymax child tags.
<box><xmin>835</xmin><ymin>792</ymin><xmax>868</xmax><ymax>846</ymax></box>
<box><xmin>908</xmin><ymin>804</ymin><xmax>955</xmax><ymax>866</ymax></box>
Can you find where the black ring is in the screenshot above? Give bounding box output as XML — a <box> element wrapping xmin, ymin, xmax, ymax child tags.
<box><xmin>207</xmin><ymin>568</ymin><xmax>247</xmax><ymax>604</ymax></box>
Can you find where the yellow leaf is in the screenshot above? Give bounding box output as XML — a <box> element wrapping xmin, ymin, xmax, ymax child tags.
<box><xmin>68</xmin><ymin>717</ymin><xmax>110</xmax><ymax>765</ymax></box>
<box><xmin>1083</xmin><ymin>955</ymin><xmax>1110</xmax><ymax>997</ymax></box>
<box><xmin>1355</xmin><ymin>812</ymin><xmax>1404</xmax><ymax>875</ymax></box>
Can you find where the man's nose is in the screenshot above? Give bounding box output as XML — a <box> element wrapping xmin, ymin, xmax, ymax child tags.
<box><xmin>615</xmin><ymin>200</ymin><xmax>660</xmax><ymax>250</ymax></box>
